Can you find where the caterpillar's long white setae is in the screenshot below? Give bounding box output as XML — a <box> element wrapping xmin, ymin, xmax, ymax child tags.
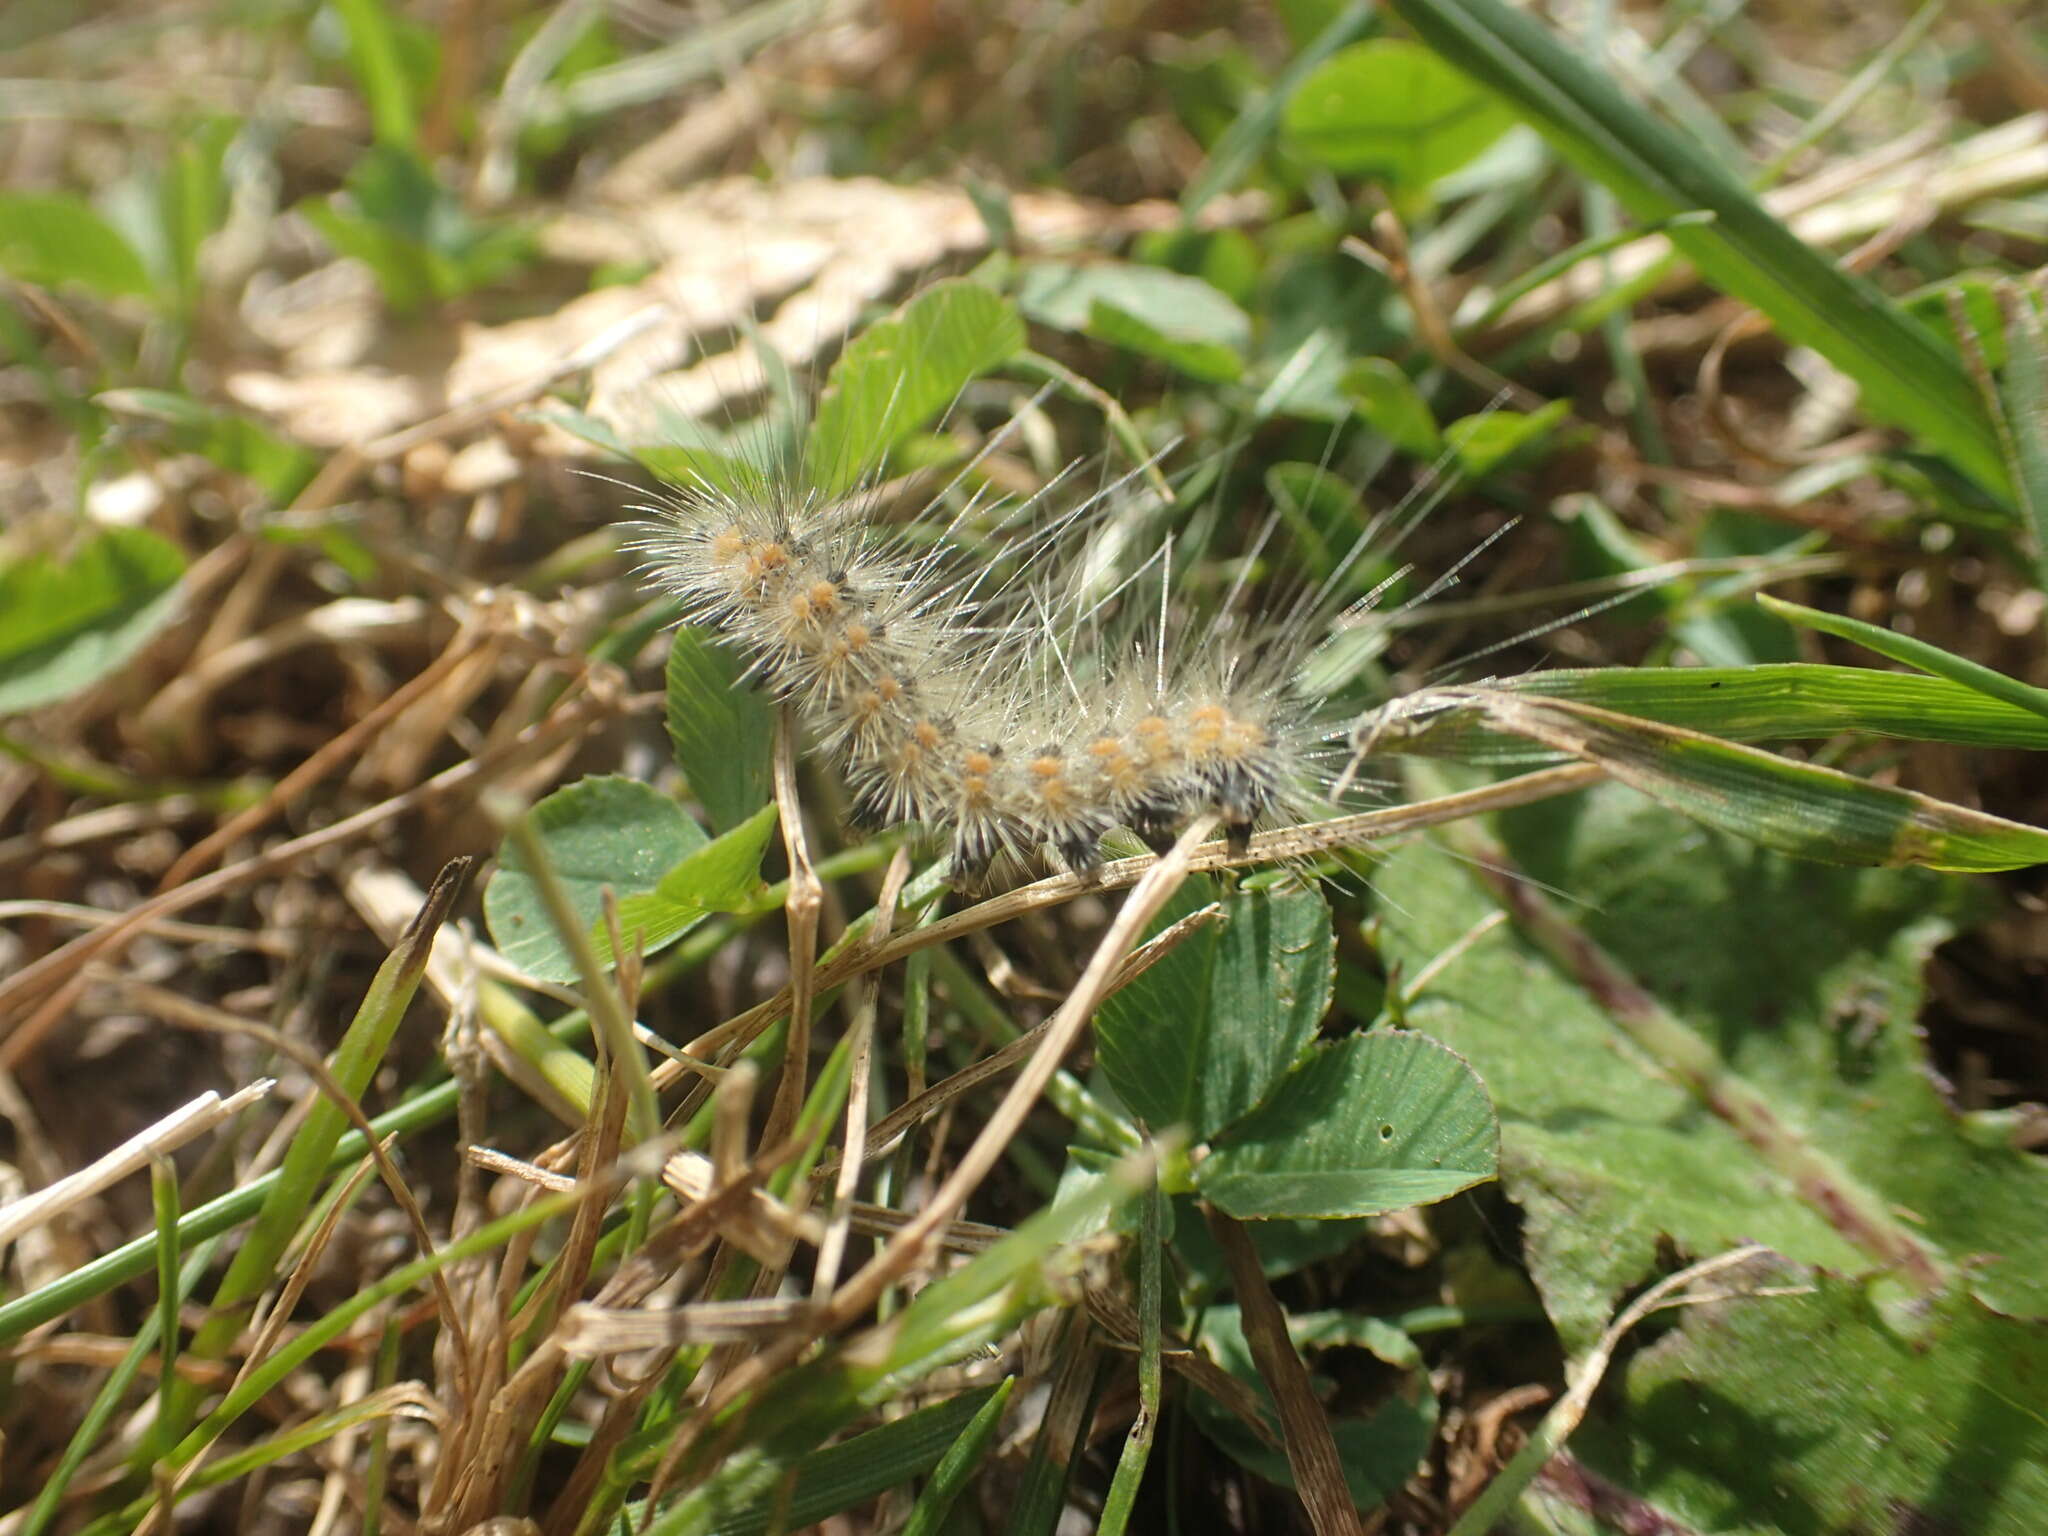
<box><xmin>626</xmin><ymin>454</ymin><xmax>1368</xmax><ymax>880</ymax></box>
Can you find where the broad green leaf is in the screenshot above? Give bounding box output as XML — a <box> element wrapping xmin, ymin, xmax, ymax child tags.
<box><xmin>1570</xmin><ymin>1272</ymin><xmax>2048</xmax><ymax>1535</ymax></box>
<box><xmin>1369</xmin><ymin>686</ymin><xmax>2048</xmax><ymax>871</ymax></box>
<box><xmin>1095</xmin><ymin>882</ymin><xmax>1335</xmax><ymax>1142</ymax></box>
<box><xmin>1170</xmin><ymin>1199</ymin><xmax>1374</xmax><ymax>1290</ymax></box>
<box><xmin>604</xmin><ymin>803</ymin><xmax>779</xmax><ymax>966</ymax></box>
<box><xmin>99</xmin><ymin>390</ymin><xmax>319</xmax><ymax>503</ymax></box>
<box><xmin>1017</xmin><ymin>262</ymin><xmax>1250</xmax><ymax>382</ymax></box>
<box><xmin>1343</xmin><ymin>358</ymin><xmax>1442</xmax><ymax>456</ymax></box>
<box><xmin>805</xmin><ymin>279</ymin><xmax>1026</xmax><ymax>496</ymax></box>
<box><xmin>1758</xmin><ymin>594</ymin><xmax>2048</xmax><ymax>724</ymax></box>
<box><xmin>1356</xmin><ymin>664</ymin><xmax>2048</xmax><ymax>761</ymax></box>
<box><xmin>483</xmin><ymin>775</ymin><xmax>707</xmax><ymax>983</ymax></box>
<box><xmin>0</xmin><ymin>528</ymin><xmax>186</xmax><ymax>716</ymax></box>
<box><xmin>1372</xmin><ymin>785</ymin><xmax>2048</xmax><ymax>1349</ymax></box>
<box><xmin>0</xmin><ymin>192</ymin><xmax>154</xmax><ymax>300</ymax></box>
<box><xmin>1197</xmin><ymin>1031</ymin><xmax>1499</xmax><ymax>1219</ymax></box>
<box><xmin>302</xmin><ymin>146</ymin><xmax>534</xmax><ymax>314</ymax></box>
<box><xmin>1089</xmin><ymin>300</ymin><xmax>1244</xmax><ymax>383</ymax></box>
<box><xmin>1283</xmin><ymin>39</ymin><xmax>1514</xmax><ymax>190</ymax></box>
<box><xmin>664</xmin><ymin>627</ymin><xmax>775</xmax><ymax>834</ymax></box>
<box><xmin>1382</xmin><ymin>0</ymin><xmax>2010</xmax><ymax>497</ymax></box>
<box><xmin>1190</xmin><ymin>1303</ymin><xmax>1436</xmax><ymax>1511</ymax></box>
<box><xmin>1442</xmin><ymin>400</ymin><xmax>1569</xmax><ymax>477</ymax></box>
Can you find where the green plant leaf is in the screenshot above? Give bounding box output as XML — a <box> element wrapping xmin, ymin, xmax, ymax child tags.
<box><xmin>1343</xmin><ymin>358</ymin><xmax>1442</xmax><ymax>456</ymax></box>
<box><xmin>0</xmin><ymin>528</ymin><xmax>186</xmax><ymax>716</ymax></box>
<box><xmin>1382</xmin><ymin>0</ymin><xmax>2010</xmax><ymax>497</ymax></box>
<box><xmin>1095</xmin><ymin>882</ymin><xmax>1335</xmax><ymax>1142</ymax></box>
<box><xmin>899</xmin><ymin>1379</ymin><xmax>1016</xmax><ymax>1536</ymax></box>
<box><xmin>1283</xmin><ymin>38</ymin><xmax>1514</xmax><ymax>190</ymax></box>
<box><xmin>1018</xmin><ymin>262</ymin><xmax>1251</xmax><ymax>383</ymax></box>
<box><xmin>483</xmin><ymin>775</ymin><xmax>707</xmax><ymax>983</ymax></box>
<box><xmin>1997</xmin><ymin>282</ymin><xmax>2048</xmax><ymax>590</ymax></box>
<box><xmin>645</xmin><ymin>1387</ymin><xmax>1004</xmax><ymax>1536</ymax></box>
<box><xmin>1757</xmin><ymin>594</ymin><xmax>2048</xmax><ymax>723</ymax></box>
<box><xmin>1189</xmin><ymin>1303</ymin><xmax>1436</xmax><ymax>1510</ymax></box>
<box><xmin>1357</xmin><ymin>663</ymin><xmax>2048</xmax><ymax>761</ymax></box>
<box><xmin>804</xmin><ymin>279</ymin><xmax>1026</xmax><ymax>496</ymax></box>
<box><xmin>0</xmin><ymin>192</ymin><xmax>154</xmax><ymax>300</ymax></box>
<box><xmin>1197</xmin><ymin>1031</ymin><xmax>1500</xmax><ymax>1219</ymax></box>
<box><xmin>647</xmin><ymin>1151</ymin><xmax>1150</xmax><ymax>1529</ymax></box>
<box><xmin>1443</xmin><ymin>401</ymin><xmax>1569</xmax><ymax>477</ymax></box>
<box><xmin>664</xmin><ymin>627</ymin><xmax>775</xmax><ymax>835</ymax></box>
<box><xmin>1570</xmin><ymin>1270</ymin><xmax>2048</xmax><ymax>1534</ymax></box>
<box><xmin>301</xmin><ymin>146</ymin><xmax>535</xmax><ymax>314</ymax></box>
<box><xmin>1372</xmin><ymin>785</ymin><xmax>2048</xmax><ymax>1349</ymax></box>
<box><xmin>603</xmin><ymin>803</ymin><xmax>780</xmax><ymax>967</ymax></box>
<box><xmin>99</xmin><ymin>390</ymin><xmax>320</xmax><ymax>503</ymax></box>
<box><xmin>328</xmin><ymin>0</ymin><xmax>422</xmax><ymax>148</ymax></box>
<box><xmin>1366</xmin><ymin>686</ymin><xmax>2048</xmax><ymax>871</ymax></box>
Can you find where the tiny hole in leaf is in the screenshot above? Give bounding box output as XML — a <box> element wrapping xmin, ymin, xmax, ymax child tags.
<box><xmin>1378</xmin><ymin>1123</ymin><xmax>1394</xmax><ymax>1140</ymax></box>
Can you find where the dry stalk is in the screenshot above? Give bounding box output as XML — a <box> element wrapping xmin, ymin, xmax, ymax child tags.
<box><xmin>811</xmin><ymin>846</ymin><xmax>911</xmax><ymax>1302</ymax></box>
<box><xmin>823</xmin><ymin>900</ymin><xmax>1221</xmax><ymax>1176</ymax></box>
<box><xmin>109</xmin><ymin>976</ymin><xmax>472</xmax><ymax>1386</ymax></box>
<box><xmin>1207</xmin><ymin>1206</ymin><xmax>1365</xmax><ymax>1536</ymax></box>
<box><xmin>764</xmin><ymin>708</ymin><xmax>824</xmax><ymax>1146</ymax></box>
<box><xmin>154</xmin><ymin>615</ymin><xmax>490</xmax><ymax>890</ymax></box>
<box><xmin>647</xmin><ymin>813</ymin><xmax>1221</xmax><ymax>1500</ymax></box>
<box><xmin>0</xmin><ymin>684</ymin><xmax>644</xmax><ymax>1063</ymax></box>
<box><xmin>661</xmin><ymin>764</ymin><xmax>1606</xmax><ymax>1082</ymax></box>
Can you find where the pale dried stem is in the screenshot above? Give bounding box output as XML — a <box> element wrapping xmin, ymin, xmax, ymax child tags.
<box><xmin>812</xmin><ymin>847</ymin><xmax>910</xmax><ymax>1302</ymax></box>
<box><xmin>0</xmin><ymin>685</ymin><xmax>639</xmax><ymax>1058</ymax></box>
<box><xmin>824</xmin><ymin>901</ymin><xmax>1221</xmax><ymax>1176</ymax></box>
<box><xmin>155</xmin><ymin>618</ymin><xmax>489</xmax><ymax>891</ymax></box>
<box><xmin>290</xmin><ymin>305</ymin><xmax>668</xmax><ymax>511</ymax></box>
<box><xmin>765</xmin><ymin>709</ymin><xmax>823</xmax><ymax>1145</ymax></box>
<box><xmin>149</xmin><ymin>1148</ymin><xmax>387</xmax><ymax>1534</ymax></box>
<box><xmin>1446</xmin><ymin>1246</ymin><xmax>1776</xmax><ymax>1536</ymax></box>
<box><xmin>666</xmin><ymin>813</ymin><xmax>1219</xmax><ymax>1482</ymax></box>
<box><xmin>0</xmin><ymin>1079</ymin><xmax>275</xmax><ymax>1249</ymax></box>
<box><xmin>109</xmin><ymin>977</ymin><xmax>473</xmax><ymax>1389</ymax></box>
<box><xmin>1208</xmin><ymin>1206</ymin><xmax>1365</xmax><ymax>1536</ymax></box>
<box><xmin>660</xmin><ymin>764</ymin><xmax>1606</xmax><ymax>1085</ymax></box>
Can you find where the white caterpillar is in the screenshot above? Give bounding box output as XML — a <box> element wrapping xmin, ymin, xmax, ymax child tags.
<box><xmin>625</xmin><ymin>424</ymin><xmax>1441</xmax><ymax>882</ymax></box>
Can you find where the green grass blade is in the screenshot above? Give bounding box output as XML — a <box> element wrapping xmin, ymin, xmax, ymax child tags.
<box><xmin>16</xmin><ymin>1239</ymin><xmax>223</xmax><ymax>1536</ymax></box>
<box><xmin>645</xmin><ymin>1387</ymin><xmax>1005</xmax><ymax>1536</ymax></box>
<box><xmin>1096</xmin><ymin>1173</ymin><xmax>1164</xmax><ymax>1536</ymax></box>
<box><xmin>1180</xmin><ymin>0</ymin><xmax>1374</xmax><ymax>220</ymax></box>
<box><xmin>1382</xmin><ymin>0</ymin><xmax>2010</xmax><ymax>498</ymax></box>
<box><xmin>158</xmin><ymin>859</ymin><xmax>469</xmax><ymax>1438</ymax></box>
<box><xmin>328</xmin><ymin>0</ymin><xmax>419</xmax><ymax>148</ymax></box>
<box><xmin>1449</xmin><ymin>689</ymin><xmax>2048</xmax><ymax>872</ymax></box>
<box><xmin>1757</xmin><ymin>596</ymin><xmax>2048</xmax><ymax>723</ymax></box>
<box><xmin>1361</xmin><ymin>662</ymin><xmax>2048</xmax><ymax>760</ymax></box>
<box><xmin>900</xmin><ymin>1379</ymin><xmax>1017</xmax><ymax>1536</ymax></box>
<box><xmin>1996</xmin><ymin>287</ymin><xmax>2048</xmax><ymax>594</ymax></box>
<box><xmin>151</xmin><ymin>1156</ymin><xmax>181</xmax><ymax>1443</ymax></box>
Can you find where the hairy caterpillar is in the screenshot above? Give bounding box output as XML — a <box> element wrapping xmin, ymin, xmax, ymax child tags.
<box><xmin>621</xmin><ymin>291</ymin><xmax>1473</xmax><ymax>883</ymax></box>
